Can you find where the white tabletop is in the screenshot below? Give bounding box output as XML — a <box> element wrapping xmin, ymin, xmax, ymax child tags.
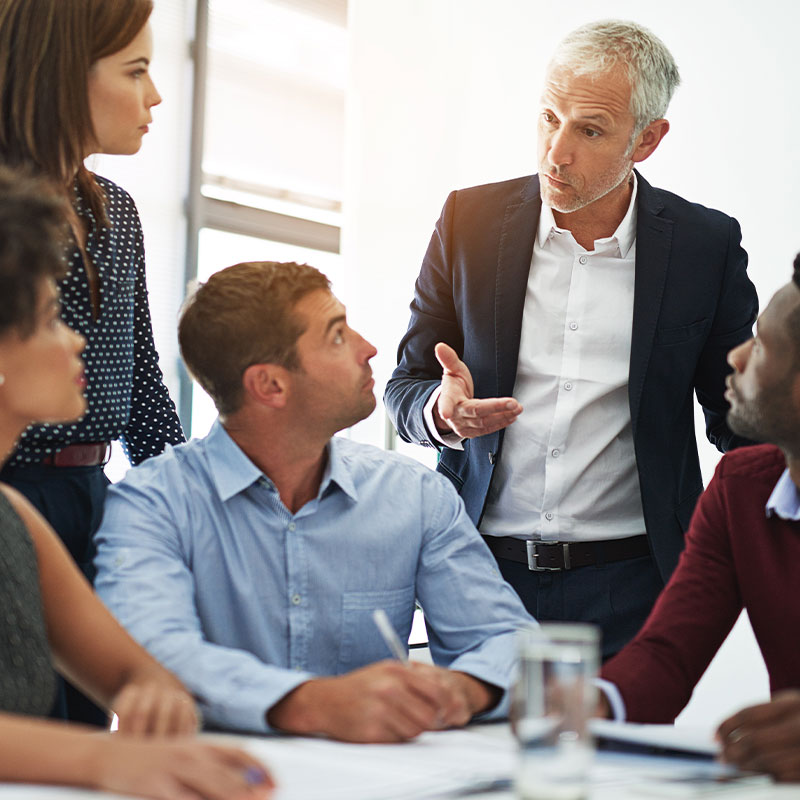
<box><xmin>0</xmin><ymin>724</ymin><xmax>796</xmax><ymax>799</ymax></box>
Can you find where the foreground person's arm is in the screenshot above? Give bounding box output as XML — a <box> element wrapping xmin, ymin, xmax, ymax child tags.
<box><xmin>6</xmin><ymin>486</ymin><xmax>199</xmax><ymax>736</ymax></box>
<box><xmin>0</xmin><ymin>714</ymin><xmax>273</xmax><ymax>799</ymax></box>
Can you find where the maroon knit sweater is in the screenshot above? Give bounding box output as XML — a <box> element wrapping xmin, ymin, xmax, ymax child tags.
<box><xmin>601</xmin><ymin>444</ymin><xmax>800</xmax><ymax>722</ymax></box>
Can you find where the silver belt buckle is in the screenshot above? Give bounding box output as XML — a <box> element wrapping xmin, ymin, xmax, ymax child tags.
<box><xmin>526</xmin><ymin>540</ymin><xmax>571</xmax><ymax>572</ymax></box>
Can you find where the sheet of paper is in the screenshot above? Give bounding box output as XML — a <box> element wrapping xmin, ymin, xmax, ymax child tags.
<box><xmin>241</xmin><ymin>725</ymin><xmax>517</xmax><ymax>800</ymax></box>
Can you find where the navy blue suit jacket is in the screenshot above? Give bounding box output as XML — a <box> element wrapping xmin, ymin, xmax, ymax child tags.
<box><xmin>385</xmin><ymin>172</ymin><xmax>758</xmax><ymax>582</ymax></box>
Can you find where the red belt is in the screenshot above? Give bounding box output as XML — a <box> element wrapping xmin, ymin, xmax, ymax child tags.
<box><xmin>40</xmin><ymin>442</ymin><xmax>111</xmax><ymax>467</ymax></box>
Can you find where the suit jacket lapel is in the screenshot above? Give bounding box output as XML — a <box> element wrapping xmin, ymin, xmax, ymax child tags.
<box><xmin>495</xmin><ymin>175</ymin><xmax>541</xmax><ymax>397</ymax></box>
<box><xmin>629</xmin><ymin>171</ymin><xmax>674</xmax><ymax>436</ymax></box>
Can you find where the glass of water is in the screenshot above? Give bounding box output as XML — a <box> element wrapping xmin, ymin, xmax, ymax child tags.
<box><xmin>511</xmin><ymin>623</ymin><xmax>600</xmax><ymax>800</ymax></box>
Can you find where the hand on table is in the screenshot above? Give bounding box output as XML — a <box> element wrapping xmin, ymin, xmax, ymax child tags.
<box><xmin>92</xmin><ymin>738</ymin><xmax>274</xmax><ymax>800</ymax></box>
<box><xmin>433</xmin><ymin>343</ymin><xmax>522</xmax><ymax>439</ymax></box>
<box><xmin>717</xmin><ymin>689</ymin><xmax>800</xmax><ymax>781</ymax></box>
<box><xmin>267</xmin><ymin>660</ymin><xmax>496</xmax><ymax>743</ymax></box>
<box><xmin>112</xmin><ymin>681</ymin><xmax>199</xmax><ymax>736</ymax></box>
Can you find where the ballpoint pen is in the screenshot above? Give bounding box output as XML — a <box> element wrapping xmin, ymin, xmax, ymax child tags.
<box><xmin>372</xmin><ymin>608</ymin><xmax>409</xmax><ymax>663</ymax></box>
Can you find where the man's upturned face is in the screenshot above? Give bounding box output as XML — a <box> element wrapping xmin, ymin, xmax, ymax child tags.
<box><xmin>537</xmin><ymin>66</ymin><xmax>637</xmax><ymax>213</ymax></box>
<box><xmin>726</xmin><ymin>284</ymin><xmax>800</xmax><ymax>446</ymax></box>
<box><xmin>289</xmin><ymin>289</ymin><xmax>377</xmax><ymax>435</ymax></box>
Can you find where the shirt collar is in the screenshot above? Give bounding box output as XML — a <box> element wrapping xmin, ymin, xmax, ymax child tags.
<box><xmin>320</xmin><ymin>436</ymin><xmax>359</xmax><ymax>501</ymax></box>
<box><xmin>206</xmin><ymin>419</ymin><xmax>265</xmax><ymax>502</ymax></box>
<box><xmin>537</xmin><ymin>171</ymin><xmax>638</xmax><ymax>258</ymax></box>
<box><xmin>206</xmin><ymin>419</ymin><xmax>358</xmax><ymax>503</ymax></box>
<box><xmin>765</xmin><ymin>468</ymin><xmax>800</xmax><ymax>521</ymax></box>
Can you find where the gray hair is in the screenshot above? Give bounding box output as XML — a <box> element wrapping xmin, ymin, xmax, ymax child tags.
<box><xmin>548</xmin><ymin>20</ymin><xmax>680</xmax><ymax>135</ymax></box>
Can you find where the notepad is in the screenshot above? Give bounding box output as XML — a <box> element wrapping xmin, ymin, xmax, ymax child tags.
<box><xmin>590</xmin><ymin>719</ymin><xmax>719</xmax><ymax>759</ymax></box>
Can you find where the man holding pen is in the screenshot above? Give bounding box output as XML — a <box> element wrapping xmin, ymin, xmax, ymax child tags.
<box><xmin>94</xmin><ymin>261</ymin><xmax>533</xmax><ymax>742</ymax></box>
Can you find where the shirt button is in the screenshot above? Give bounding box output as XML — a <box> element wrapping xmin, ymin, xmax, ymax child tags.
<box><xmin>291</xmin><ymin>594</ymin><xmax>301</xmax><ymax>605</ymax></box>
<box><xmin>569</xmin><ymin>322</ymin><xmax>579</xmax><ymax>331</ymax></box>
<box><xmin>288</xmin><ymin>522</ymin><xmax>296</xmax><ymax>532</ymax></box>
<box><xmin>579</xmin><ymin>256</ymin><xmax>588</xmax><ymax>265</ymax></box>
<box><xmin>551</xmin><ymin>449</ymin><xmax>560</xmax><ymax>458</ymax></box>
<box><xmin>544</xmin><ymin>512</ymin><xmax>554</xmax><ymax>521</ymax></box>
<box><xmin>564</xmin><ymin>381</ymin><xmax>573</xmax><ymax>391</ymax></box>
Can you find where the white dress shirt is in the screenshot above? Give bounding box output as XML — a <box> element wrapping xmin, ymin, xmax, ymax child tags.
<box><xmin>765</xmin><ymin>468</ymin><xmax>800</xmax><ymax>520</ymax></box>
<box><xmin>425</xmin><ymin>175</ymin><xmax>646</xmax><ymax>543</ymax></box>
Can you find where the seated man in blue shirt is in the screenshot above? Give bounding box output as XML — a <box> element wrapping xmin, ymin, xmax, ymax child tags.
<box><xmin>94</xmin><ymin>260</ymin><xmax>533</xmax><ymax>742</ymax></box>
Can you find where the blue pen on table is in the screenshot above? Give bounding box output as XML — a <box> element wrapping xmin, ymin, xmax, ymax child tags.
<box><xmin>372</xmin><ymin>608</ymin><xmax>409</xmax><ymax>663</ymax></box>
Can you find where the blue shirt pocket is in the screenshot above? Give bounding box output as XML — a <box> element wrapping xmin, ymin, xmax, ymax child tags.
<box><xmin>337</xmin><ymin>584</ymin><xmax>415</xmax><ymax>673</ymax></box>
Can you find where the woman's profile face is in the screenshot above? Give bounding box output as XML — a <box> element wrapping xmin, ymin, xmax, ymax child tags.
<box><xmin>86</xmin><ymin>22</ymin><xmax>161</xmax><ymax>157</ymax></box>
<box><xmin>0</xmin><ymin>280</ymin><xmax>87</xmax><ymax>426</ymax></box>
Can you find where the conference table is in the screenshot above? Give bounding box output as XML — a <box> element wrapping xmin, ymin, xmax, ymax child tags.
<box><xmin>0</xmin><ymin>722</ymin><xmax>796</xmax><ymax>799</ymax></box>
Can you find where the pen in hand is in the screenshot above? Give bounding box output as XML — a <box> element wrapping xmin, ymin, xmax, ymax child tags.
<box><xmin>372</xmin><ymin>608</ymin><xmax>409</xmax><ymax>663</ymax></box>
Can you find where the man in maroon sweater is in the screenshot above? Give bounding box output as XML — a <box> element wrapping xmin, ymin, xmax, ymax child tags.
<box><xmin>600</xmin><ymin>260</ymin><xmax>800</xmax><ymax>782</ymax></box>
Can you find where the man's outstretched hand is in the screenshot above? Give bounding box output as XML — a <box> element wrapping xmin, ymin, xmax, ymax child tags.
<box><xmin>433</xmin><ymin>343</ymin><xmax>522</xmax><ymax>439</ymax></box>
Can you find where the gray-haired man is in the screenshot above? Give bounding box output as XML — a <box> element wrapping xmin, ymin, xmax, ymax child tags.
<box><xmin>385</xmin><ymin>20</ymin><xmax>758</xmax><ymax>658</ymax></box>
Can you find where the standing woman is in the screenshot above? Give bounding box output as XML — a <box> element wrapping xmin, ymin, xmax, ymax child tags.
<box><xmin>0</xmin><ymin>0</ymin><xmax>185</xmax><ymax>724</ymax></box>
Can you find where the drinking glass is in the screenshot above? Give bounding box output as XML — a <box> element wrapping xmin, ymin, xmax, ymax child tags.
<box><xmin>511</xmin><ymin>623</ymin><xmax>600</xmax><ymax>800</ymax></box>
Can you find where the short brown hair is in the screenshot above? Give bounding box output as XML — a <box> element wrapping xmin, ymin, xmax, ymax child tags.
<box><xmin>0</xmin><ymin>166</ymin><xmax>68</xmax><ymax>337</ymax></box>
<box><xmin>179</xmin><ymin>262</ymin><xmax>331</xmax><ymax>415</ymax></box>
<box><xmin>0</xmin><ymin>0</ymin><xmax>153</xmax><ymax>224</ymax></box>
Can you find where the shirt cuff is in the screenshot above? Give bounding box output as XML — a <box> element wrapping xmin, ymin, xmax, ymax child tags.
<box><xmin>423</xmin><ymin>386</ymin><xmax>465</xmax><ymax>450</ymax></box>
<box><xmin>594</xmin><ymin>677</ymin><xmax>626</xmax><ymax>722</ymax></box>
<box><xmin>201</xmin><ymin>670</ymin><xmax>315</xmax><ymax>734</ymax></box>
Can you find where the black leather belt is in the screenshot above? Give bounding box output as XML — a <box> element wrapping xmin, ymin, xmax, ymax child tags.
<box><xmin>482</xmin><ymin>534</ymin><xmax>650</xmax><ymax>572</ymax></box>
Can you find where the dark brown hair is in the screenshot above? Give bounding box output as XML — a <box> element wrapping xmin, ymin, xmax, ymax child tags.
<box><xmin>0</xmin><ymin>166</ymin><xmax>69</xmax><ymax>337</ymax></box>
<box><xmin>0</xmin><ymin>0</ymin><xmax>153</xmax><ymax>225</ymax></box>
<box><xmin>179</xmin><ymin>262</ymin><xmax>331</xmax><ymax>416</ymax></box>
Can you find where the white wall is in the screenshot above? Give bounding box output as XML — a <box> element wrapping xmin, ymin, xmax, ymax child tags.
<box><xmin>343</xmin><ymin>0</ymin><xmax>796</xmax><ymax>727</ymax></box>
<box><xmin>343</xmin><ymin>0</ymin><xmax>800</xmax><ymax>448</ymax></box>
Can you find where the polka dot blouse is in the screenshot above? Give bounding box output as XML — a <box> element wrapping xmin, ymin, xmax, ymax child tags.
<box><xmin>9</xmin><ymin>175</ymin><xmax>185</xmax><ymax>467</ymax></box>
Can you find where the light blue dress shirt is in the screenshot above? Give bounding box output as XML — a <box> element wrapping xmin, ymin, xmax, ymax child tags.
<box><xmin>95</xmin><ymin>420</ymin><xmax>533</xmax><ymax>733</ymax></box>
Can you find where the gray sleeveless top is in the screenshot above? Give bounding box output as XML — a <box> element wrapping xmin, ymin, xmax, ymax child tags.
<box><xmin>0</xmin><ymin>489</ymin><xmax>56</xmax><ymax>715</ymax></box>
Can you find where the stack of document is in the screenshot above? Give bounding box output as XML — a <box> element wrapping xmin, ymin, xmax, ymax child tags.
<box><xmin>244</xmin><ymin>726</ymin><xmax>516</xmax><ymax>800</ymax></box>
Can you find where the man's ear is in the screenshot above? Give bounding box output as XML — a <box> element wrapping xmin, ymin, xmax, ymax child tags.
<box><xmin>242</xmin><ymin>363</ymin><xmax>290</xmax><ymax>409</ymax></box>
<box><xmin>631</xmin><ymin>118</ymin><xmax>670</xmax><ymax>164</ymax></box>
